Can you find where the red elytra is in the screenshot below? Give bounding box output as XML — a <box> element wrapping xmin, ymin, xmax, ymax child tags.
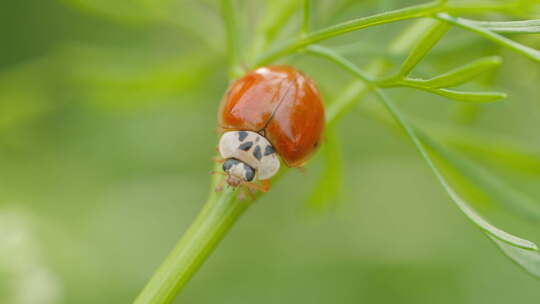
<box><xmin>218</xmin><ymin>65</ymin><xmax>325</xmax><ymax>168</ymax></box>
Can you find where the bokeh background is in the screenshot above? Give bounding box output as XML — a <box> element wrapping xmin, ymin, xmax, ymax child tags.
<box><xmin>2</xmin><ymin>0</ymin><xmax>540</xmax><ymax>303</ymax></box>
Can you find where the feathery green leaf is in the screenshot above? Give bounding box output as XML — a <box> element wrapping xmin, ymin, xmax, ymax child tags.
<box><xmin>305</xmin><ymin>48</ymin><xmax>540</xmax><ymax>275</ymax></box>
<box><xmin>372</xmin><ymin>88</ymin><xmax>537</xmax><ymax>251</ymax></box>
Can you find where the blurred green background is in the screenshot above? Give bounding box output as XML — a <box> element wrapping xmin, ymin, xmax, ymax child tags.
<box><xmin>1</xmin><ymin>0</ymin><xmax>540</xmax><ymax>303</ymax></box>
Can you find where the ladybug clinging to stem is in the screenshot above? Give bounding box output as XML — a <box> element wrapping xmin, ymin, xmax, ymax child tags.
<box><xmin>215</xmin><ymin>65</ymin><xmax>325</xmax><ymax>195</ymax></box>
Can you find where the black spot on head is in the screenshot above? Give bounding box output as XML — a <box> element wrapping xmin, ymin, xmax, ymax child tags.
<box><xmin>243</xmin><ymin>163</ymin><xmax>255</xmax><ymax>181</ymax></box>
<box><xmin>222</xmin><ymin>158</ymin><xmax>239</xmax><ymax>172</ymax></box>
<box><xmin>253</xmin><ymin>145</ymin><xmax>262</xmax><ymax>160</ymax></box>
<box><xmin>238</xmin><ymin>141</ymin><xmax>253</xmax><ymax>151</ymax></box>
<box><xmin>264</xmin><ymin>145</ymin><xmax>275</xmax><ymax>156</ymax></box>
<box><xmin>238</xmin><ymin>131</ymin><xmax>248</xmax><ymax>142</ymax></box>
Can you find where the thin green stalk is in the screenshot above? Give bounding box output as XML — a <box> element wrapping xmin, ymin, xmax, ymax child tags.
<box><xmin>248</xmin><ymin>1</ymin><xmax>300</xmax><ymax>64</ymax></box>
<box><xmin>415</xmin><ymin>56</ymin><xmax>502</xmax><ymax>88</ymax></box>
<box><xmin>135</xmin><ymin>4</ymin><xmax>249</xmax><ymax>300</ymax></box>
<box><xmin>302</xmin><ymin>0</ymin><xmax>312</xmax><ymax>35</ymax></box>
<box><xmin>255</xmin><ymin>0</ymin><xmax>446</xmax><ymax>66</ymax></box>
<box><xmin>222</xmin><ymin>0</ymin><xmax>242</xmax><ymax>78</ymax></box>
<box><xmin>444</xmin><ymin>1</ymin><xmax>519</xmax><ymax>16</ymax></box>
<box><xmin>134</xmin><ymin>183</ymin><xmax>246</xmax><ymax>304</ymax></box>
<box><xmin>394</xmin><ymin>19</ymin><xmax>451</xmax><ymax>79</ymax></box>
<box><xmin>467</xmin><ymin>19</ymin><xmax>540</xmax><ymax>34</ymax></box>
<box><xmin>437</xmin><ymin>13</ymin><xmax>540</xmax><ymax>63</ymax></box>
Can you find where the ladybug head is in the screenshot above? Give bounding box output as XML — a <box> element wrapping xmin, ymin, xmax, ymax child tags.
<box><xmin>222</xmin><ymin>158</ymin><xmax>255</xmax><ymax>187</ymax></box>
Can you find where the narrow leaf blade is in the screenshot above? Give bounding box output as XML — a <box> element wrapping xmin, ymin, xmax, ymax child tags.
<box><xmin>433</xmin><ymin>89</ymin><xmax>506</xmax><ymax>102</ymax></box>
<box><xmin>472</xmin><ymin>19</ymin><xmax>540</xmax><ymax>34</ymax></box>
<box><xmin>398</xmin><ymin>20</ymin><xmax>451</xmax><ymax>77</ymax></box>
<box><xmin>437</xmin><ymin>13</ymin><xmax>540</xmax><ymax>64</ymax></box>
<box><xmin>421</xmin><ymin>56</ymin><xmax>502</xmax><ymax>88</ymax></box>
<box><xmin>491</xmin><ymin>236</ymin><xmax>540</xmax><ymax>278</ymax></box>
<box><xmin>397</xmin><ymin>80</ymin><xmax>507</xmax><ymax>102</ymax></box>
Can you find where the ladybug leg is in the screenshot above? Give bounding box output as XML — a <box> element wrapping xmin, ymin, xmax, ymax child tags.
<box><xmin>214</xmin><ymin>178</ymin><xmax>227</xmax><ymax>192</ymax></box>
<box><xmin>245</xmin><ymin>180</ymin><xmax>270</xmax><ymax>193</ymax></box>
<box><xmin>210</xmin><ymin>170</ymin><xmax>226</xmax><ymax>176</ymax></box>
<box><xmin>244</xmin><ymin>186</ymin><xmax>257</xmax><ymax>201</ymax></box>
<box><xmin>210</xmin><ymin>171</ymin><xmax>228</xmax><ymax>191</ymax></box>
<box><xmin>260</xmin><ymin>179</ymin><xmax>271</xmax><ymax>192</ymax></box>
<box><xmin>212</xmin><ymin>156</ymin><xmax>225</xmax><ymax>163</ymax></box>
<box><xmin>217</xmin><ymin>126</ymin><xmax>237</xmax><ymax>133</ymax></box>
<box><xmin>237</xmin><ymin>186</ymin><xmax>249</xmax><ymax>201</ymax></box>
<box><xmin>238</xmin><ymin>184</ymin><xmax>256</xmax><ymax>201</ymax></box>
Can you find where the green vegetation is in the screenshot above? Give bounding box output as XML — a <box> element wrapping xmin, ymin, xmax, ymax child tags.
<box><xmin>1</xmin><ymin>0</ymin><xmax>540</xmax><ymax>303</ymax></box>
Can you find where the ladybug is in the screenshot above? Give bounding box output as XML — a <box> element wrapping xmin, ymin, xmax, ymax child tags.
<box><xmin>216</xmin><ymin>66</ymin><xmax>325</xmax><ymax>193</ymax></box>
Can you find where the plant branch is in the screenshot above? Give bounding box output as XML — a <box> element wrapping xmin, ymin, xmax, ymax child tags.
<box><xmin>248</xmin><ymin>1</ymin><xmax>300</xmax><ymax>64</ymax></box>
<box><xmin>255</xmin><ymin>0</ymin><xmax>446</xmax><ymax>66</ymax></box>
<box><xmin>134</xmin><ymin>174</ymin><xmax>246</xmax><ymax>304</ymax></box>
<box><xmin>305</xmin><ymin>44</ymin><xmax>537</xmax><ymax>249</ymax></box>
<box><xmin>394</xmin><ymin>19</ymin><xmax>451</xmax><ymax>79</ymax></box>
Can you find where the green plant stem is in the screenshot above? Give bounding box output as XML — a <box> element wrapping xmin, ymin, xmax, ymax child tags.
<box><xmin>394</xmin><ymin>19</ymin><xmax>450</xmax><ymax>79</ymax></box>
<box><xmin>134</xmin><ymin>186</ymin><xmax>247</xmax><ymax>304</ymax></box>
<box><xmin>444</xmin><ymin>1</ymin><xmax>518</xmax><ymax>16</ymax></box>
<box><xmin>255</xmin><ymin>0</ymin><xmax>446</xmax><ymax>66</ymax></box>
<box><xmin>222</xmin><ymin>0</ymin><xmax>242</xmax><ymax>78</ymax></box>
<box><xmin>302</xmin><ymin>0</ymin><xmax>311</xmax><ymax>35</ymax></box>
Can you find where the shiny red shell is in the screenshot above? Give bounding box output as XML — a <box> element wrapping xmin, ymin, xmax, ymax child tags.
<box><xmin>218</xmin><ymin>66</ymin><xmax>325</xmax><ymax>168</ymax></box>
